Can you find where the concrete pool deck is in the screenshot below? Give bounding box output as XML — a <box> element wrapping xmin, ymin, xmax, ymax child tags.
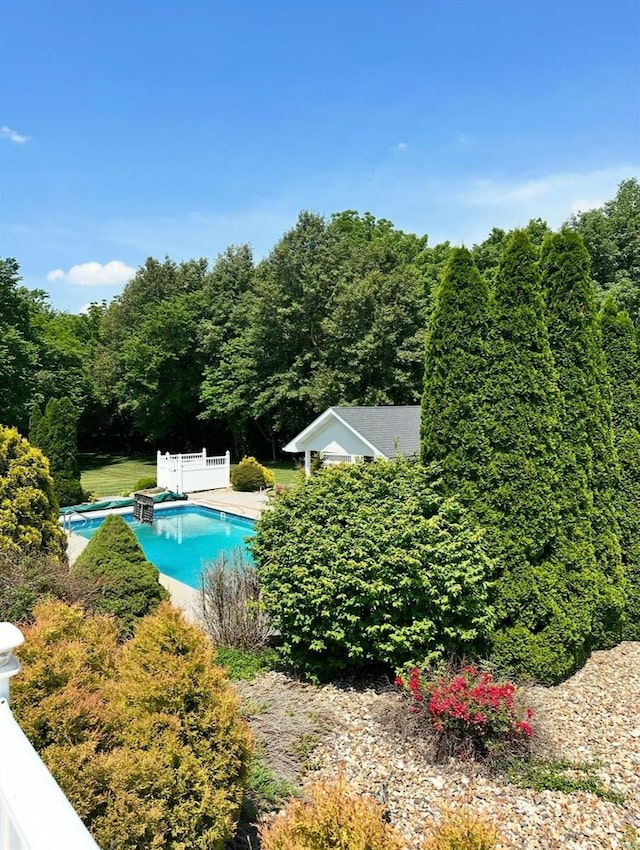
<box><xmin>65</xmin><ymin>487</ymin><xmax>269</xmax><ymax>624</ymax></box>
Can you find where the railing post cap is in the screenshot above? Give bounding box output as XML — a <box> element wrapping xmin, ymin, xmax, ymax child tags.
<box><xmin>0</xmin><ymin>623</ymin><xmax>24</xmax><ymax>657</ymax></box>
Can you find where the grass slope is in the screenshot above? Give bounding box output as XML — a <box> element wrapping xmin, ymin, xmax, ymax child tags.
<box><xmin>80</xmin><ymin>453</ymin><xmax>300</xmax><ymax>498</ymax></box>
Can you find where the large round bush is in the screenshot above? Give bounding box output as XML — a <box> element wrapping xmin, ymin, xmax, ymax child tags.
<box><xmin>251</xmin><ymin>459</ymin><xmax>495</xmax><ymax>680</ymax></box>
<box><xmin>231</xmin><ymin>456</ymin><xmax>275</xmax><ymax>491</ymax></box>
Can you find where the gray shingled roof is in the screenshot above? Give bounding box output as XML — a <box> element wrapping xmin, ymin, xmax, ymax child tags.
<box><xmin>332</xmin><ymin>406</ymin><xmax>420</xmax><ymax>458</ymax></box>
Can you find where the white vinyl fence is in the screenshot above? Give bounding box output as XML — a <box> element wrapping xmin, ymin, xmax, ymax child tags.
<box><xmin>0</xmin><ymin>623</ymin><xmax>100</xmax><ymax>850</ymax></box>
<box><xmin>156</xmin><ymin>449</ymin><xmax>231</xmax><ymax>494</ymax></box>
<box><xmin>0</xmin><ymin>700</ymin><xmax>101</xmax><ymax>850</ymax></box>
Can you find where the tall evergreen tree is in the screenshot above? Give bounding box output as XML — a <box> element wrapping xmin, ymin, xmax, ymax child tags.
<box><xmin>420</xmin><ymin>247</ymin><xmax>492</xmax><ymax>506</ymax></box>
<box><xmin>598</xmin><ymin>295</ymin><xmax>640</xmax><ymax>640</ymax></box>
<box><xmin>541</xmin><ymin>229</ymin><xmax>625</xmax><ymax>648</ymax></box>
<box><xmin>598</xmin><ymin>295</ymin><xmax>640</xmax><ymax>435</ymax></box>
<box><xmin>484</xmin><ymin>230</ymin><xmax>590</xmax><ymax>682</ymax></box>
<box><xmin>28</xmin><ymin>403</ymin><xmax>45</xmax><ymax>448</ymax></box>
<box><xmin>616</xmin><ymin>429</ymin><xmax>640</xmax><ymax>640</ymax></box>
<box><xmin>39</xmin><ymin>397</ymin><xmax>83</xmax><ymax>507</ymax></box>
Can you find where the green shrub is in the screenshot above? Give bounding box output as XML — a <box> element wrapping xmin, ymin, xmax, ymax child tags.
<box><xmin>54</xmin><ymin>475</ymin><xmax>85</xmax><ymax>508</ymax></box>
<box><xmin>134</xmin><ymin>476</ymin><xmax>157</xmax><ymax>491</ymax></box>
<box><xmin>231</xmin><ymin>457</ymin><xmax>275</xmax><ymax>491</ymax></box>
<box><xmin>13</xmin><ymin>600</ymin><xmax>252</xmax><ymax>850</ymax></box>
<box><xmin>0</xmin><ymin>425</ymin><xmax>64</xmax><ymax>555</ymax></box>
<box><xmin>251</xmin><ymin>459</ymin><xmax>495</xmax><ymax>681</ymax></box>
<box><xmin>72</xmin><ymin>514</ymin><xmax>167</xmax><ymax>634</ymax></box>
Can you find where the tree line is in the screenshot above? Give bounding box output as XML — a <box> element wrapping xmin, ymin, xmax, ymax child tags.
<box><xmin>1</xmin><ymin>180</ymin><xmax>639</xmax><ymax>459</ymax></box>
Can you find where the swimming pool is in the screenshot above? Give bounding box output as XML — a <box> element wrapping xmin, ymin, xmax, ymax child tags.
<box><xmin>69</xmin><ymin>505</ymin><xmax>256</xmax><ymax>589</ymax></box>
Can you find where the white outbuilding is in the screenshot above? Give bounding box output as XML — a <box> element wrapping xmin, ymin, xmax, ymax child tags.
<box><xmin>283</xmin><ymin>405</ymin><xmax>420</xmax><ymax>475</ymax></box>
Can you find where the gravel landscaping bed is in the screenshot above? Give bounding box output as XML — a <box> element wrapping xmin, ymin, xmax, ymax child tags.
<box><xmin>239</xmin><ymin>642</ymin><xmax>640</xmax><ymax>849</ymax></box>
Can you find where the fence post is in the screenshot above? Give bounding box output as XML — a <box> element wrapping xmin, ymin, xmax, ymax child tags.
<box><xmin>178</xmin><ymin>454</ymin><xmax>183</xmax><ymax>494</ymax></box>
<box><xmin>225</xmin><ymin>450</ymin><xmax>231</xmax><ymax>487</ymax></box>
<box><xmin>202</xmin><ymin>447</ymin><xmax>207</xmax><ymax>461</ymax></box>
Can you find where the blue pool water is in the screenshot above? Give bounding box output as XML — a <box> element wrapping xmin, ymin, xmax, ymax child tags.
<box><xmin>70</xmin><ymin>505</ymin><xmax>256</xmax><ymax>589</ymax></box>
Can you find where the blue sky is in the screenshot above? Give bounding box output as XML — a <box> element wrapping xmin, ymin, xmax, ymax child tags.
<box><xmin>1</xmin><ymin>1</ymin><xmax>638</xmax><ymax>313</ymax></box>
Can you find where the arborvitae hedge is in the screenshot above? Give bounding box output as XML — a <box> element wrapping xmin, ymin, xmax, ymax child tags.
<box><xmin>598</xmin><ymin>296</ymin><xmax>640</xmax><ymax>639</ymax></box>
<box><xmin>616</xmin><ymin>429</ymin><xmax>640</xmax><ymax>640</ymax></box>
<box><xmin>598</xmin><ymin>295</ymin><xmax>640</xmax><ymax>435</ymax></box>
<box><xmin>28</xmin><ymin>402</ymin><xmax>45</xmax><ymax>448</ymax></box>
<box><xmin>541</xmin><ymin>229</ymin><xmax>625</xmax><ymax>648</ymax></box>
<box><xmin>36</xmin><ymin>397</ymin><xmax>83</xmax><ymax>507</ymax></box>
<box><xmin>0</xmin><ymin>425</ymin><xmax>64</xmax><ymax>555</ymax></box>
<box><xmin>421</xmin><ymin>247</ymin><xmax>492</xmax><ymax>505</ymax></box>
<box><xmin>73</xmin><ymin>514</ymin><xmax>167</xmax><ymax>633</ymax></box>
<box><xmin>484</xmin><ymin>230</ymin><xmax>588</xmax><ymax>682</ymax></box>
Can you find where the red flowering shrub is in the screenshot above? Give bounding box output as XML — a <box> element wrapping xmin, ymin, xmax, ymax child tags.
<box><xmin>396</xmin><ymin>664</ymin><xmax>533</xmax><ymax>761</ymax></box>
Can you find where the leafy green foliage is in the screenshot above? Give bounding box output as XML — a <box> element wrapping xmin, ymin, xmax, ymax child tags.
<box><xmin>421</xmin><ymin>247</ymin><xmax>491</xmax><ymax>506</ymax></box>
<box><xmin>251</xmin><ymin>459</ymin><xmax>495</xmax><ymax>681</ymax></box>
<box><xmin>242</xmin><ymin>752</ymin><xmax>297</xmax><ymax>819</ymax></box>
<box><xmin>570</xmin><ymin>179</ymin><xmax>640</xmax><ymax>321</ymax></box>
<box><xmin>598</xmin><ymin>295</ymin><xmax>640</xmax><ymax>434</ymax></box>
<box><xmin>0</xmin><ymin>258</ymin><xmax>41</xmax><ymax>431</ymax></box>
<box><xmin>231</xmin><ymin>456</ymin><xmax>276</xmax><ymax>491</ymax></box>
<box><xmin>505</xmin><ymin>757</ymin><xmax>625</xmax><ymax>804</ymax></box>
<box><xmin>33</xmin><ymin>396</ymin><xmax>84</xmax><ymax>507</ymax></box>
<box><xmin>72</xmin><ymin>514</ymin><xmax>167</xmax><ymax>633</ymax></box>
<box><xmin>213</xmin><ymin>646</ymin><xmax>280</xmax><ymax>681</ymax></box>
<box><xmin>471</xmin><ymin>218</ymin><xmax>551</xmax><ymax>286</ymax></box>
<box><xmin>0</xmin><ymin>425</ymin><xmax>64</xmax><ymax>555</ymax></box>
<box><xmin>12</xmin><ymin>600</ymin><xmax>252</xmax><ymax>850</ymax></box>
<box><xmin>598</xmin><ymin>296</ymin><xmax>640</xmax><ymax>639</ymax></box>
<box><xmin>541</xmin><ymin>229</ymin><xmax>625</xmax><ymax>648</ymax></box>
<box><xmin>483</xmin><ymin>231</ymin><xmax>590</xmax><ymax>682</ymax></box>
<box><xmin>28</xmin><ymin>403</ymin><xmax>45</xmax><ymax>447</ymax></box>
<box><xmin>616</xmin><ymin>428</ymin><xmax>640</xmax><ymax>640</ymax></box>
<box><xmin>133</xmin><ymin>476</ymin><xmax>157</xmax><ymax>490</ymax></box>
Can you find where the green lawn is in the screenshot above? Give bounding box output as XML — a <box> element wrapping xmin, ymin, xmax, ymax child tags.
<box><xmin>80</xmin><ymin>453</ymin><xmax>301</xmax><ymax>498</ymax></box>
<box><xmin>80</xmin><ymin>454</ymin><xmax>157</xmax><ymax>497</ymax></box>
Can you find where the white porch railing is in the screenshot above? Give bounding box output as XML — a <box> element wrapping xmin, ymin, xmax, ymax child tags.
<box><xmin>0</xmin><ymin>624</ymin><xmax>100</xmax><ymax>850</ymax></box>
<box><xmin>321</xmin><ymin>452</ymin><xmax>361</xmax><ymax>465</ymax></box>
<box><xmin>156</xmin><ymin>449</ymin><xmax>231</xmax><ymax>494</ymax></box>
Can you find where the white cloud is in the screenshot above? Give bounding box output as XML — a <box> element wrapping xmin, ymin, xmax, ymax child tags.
<box><xmin>0</xmin><ymin>125</ymin><xmax>28</xmax><ymax>144</ymax></box>
<box><xmin>46</xmin><ymin>260</ymin><xmax>136</xmax><ymax>286</ymax></box>
<box><xmin>389</xmin><ymin>142</ymin><xmax>408</xmax><ymax>152</ymax></box>
<box><xmin>461</xmin><ymin>169</ymin><xmax>629</xmax><ymax>211</ymax></box>
<box><xmin>570</xmin><ymin>199</ymin><xmax>604</xmax><ymax>214</ymax></box>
